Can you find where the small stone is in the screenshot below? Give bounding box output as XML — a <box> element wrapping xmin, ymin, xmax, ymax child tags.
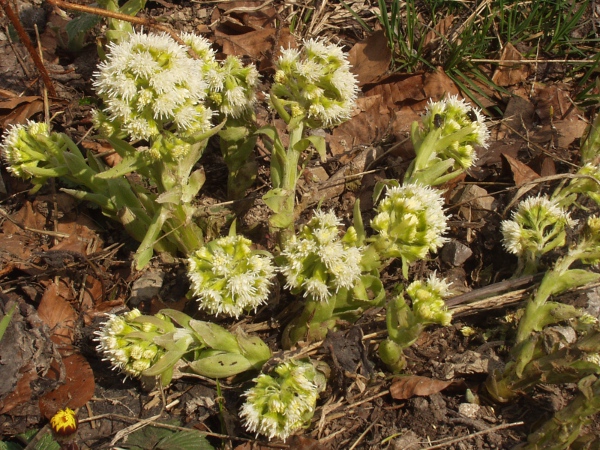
<box><xmin>458</xmin><ymin>403</ymin><xmax>481</xmax><ymax>418</ymax></box>
<box><xmin>441</xmin><ymin>240</ymin><xmax>473</xmax><ymax>266</ymax></box>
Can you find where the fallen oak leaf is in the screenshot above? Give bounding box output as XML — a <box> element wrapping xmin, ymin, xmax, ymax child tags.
<box><xmin>390</xmin><ymin>375</ymin><xmax>453</xmax><ymax>400</ymax></box>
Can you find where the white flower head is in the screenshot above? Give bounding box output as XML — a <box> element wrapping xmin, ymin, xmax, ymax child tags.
<box><xmin>93</xmin><ymin>31</ymin><xmax>211</xmax><ymax>141</ymax></box>
<box><xmin>188</xmin><ymin>235</ymin><xmax>276</xmax><ymax>318</ymax></box>
<box><xmin>501</xmin><ymin>195</ymin><xmax>575</xmax><ymax>258</ymax></box>
<box><xmin>1</xmin><ymin>121</ymin><xmax>51</xmax><ymax>179</ymax></box>
<box><xmin>94</xmin><ymin>309</ymin><xmax>168</xmax><ymax>379</ymax></box>
<box><xmin>271</xmin><ymin>39</ymin><xmax>358</xmax><ymax>128</ymax></box>
<box><xmin>240</xmin><ymin>360</ymin><xmax>323</xmax><ymax>441</ymax></box>
<box><xmin>371</xmin><ymin>183</ymin><xmax>448</xmax><ymax>262</ymax></box>
<box><xmin>280</xmin><ymin>210</ymin><xmax>364</xmax><ymax>301</ymax></box>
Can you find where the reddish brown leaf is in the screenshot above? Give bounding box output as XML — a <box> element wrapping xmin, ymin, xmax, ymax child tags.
<box><xmin>37</xmin><ymin>282</ymin><xmax>77</xmax><ymax>346</ymax></box>
<box><xmin>0</xmin><ymin>367</ymin><xmax>37</xmax><ymax>415</ymax></box>
<box><xmin>0</xmin><ymin>96</ymin><xmax>44</xmax><ymax>128</ymax></box>
<box><xmin>503</xmin><ymin>153</ymin><xmax>540</xmax><ymax>186</ymax></box>
<box><xmin>348</xmin><ymin>30</ymin><xmax>391</xmax><ymax>86</ymax></box>
<box><xmin>39</xmin><ymin>353</ymin><xmax>95</xmax><ymax>419</ymax></box>
<box><xmin>390</xmin><ymin>375</ymin><xmax>453</xmax><ymax>400</ymax></box>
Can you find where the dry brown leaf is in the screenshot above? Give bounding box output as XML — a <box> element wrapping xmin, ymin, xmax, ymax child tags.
<box><xmin>390</xmin><ymin>375</ymin><xmax>453</xmax><ymax>400</ymax></box>
<box><xmin>424</xmin><ymin>15</ymin><xmax>455</xmax><ymax>49</ymax></box>
<box><xmin>219</xmin><ymin>1</ymin><xmax>277</xmax><ymax>30</ymax></box>
<box><xmin>491</xmin><ymin>43</ymin><xmax>530</xmax><ymax>87</ymax></box>
<box><xmin>503</xmin><ymin>153</ymin><xmax>540</xmax><ymax>186</ymax></box>
<box><xmin>348</xmin><ymin>30</ymin><xmax>391</xmax><ymax>86</ymax></box>
<box><xmin>37</xmin><ymin>282</ymin><xmax>77</xmax><ymax>346</ymax></box>
<box><xmin>422</xmin><ymin>69</ymin><xmax>461</xmax><ymax>100</ymax></box>
<box><xmin>38</xmin><ymin>353</ymin><xmax>95</xmax><ymax>419</ymax></box>
<box><xmin>364</xmin><ymin>72</ymin><xmax>426</xmax><ymax>113</ymax></box>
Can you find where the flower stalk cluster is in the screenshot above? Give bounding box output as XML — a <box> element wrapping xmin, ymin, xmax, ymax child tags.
<box><xmin>240</xmin><ymin>359</ymin><xmax>327</xmax><ymax>441</ymax></box>
<box><xmin>95</xmin><ymin>308</ymin><xmax>271</xmax><ymax>384</ymax></box>
<box><xmin>379</xmin><ymin>274</ymin><xmax>452</xmax><ymax>372</ymax></box>
<box><xmin>260</xmin><ymin>39</ymin><xmax>358</xmax><ymax>235</ymax></box>
<box><xmin>278</xmin><ymin>209</ymin><xmax>383</xmax><ymax>348</ymax></box>
<box><xmin>370</xmin><ymin>182</ymin><xmax>448</xmax><ymax>278</ymax></box>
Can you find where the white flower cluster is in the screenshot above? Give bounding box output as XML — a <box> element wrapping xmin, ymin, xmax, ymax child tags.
<box><xmin>501</xmin><ymin>195</ymin><xmax>576</xmax><ymax>258</ymax></box>
<box><xmin>279</xmin><ymin>210</ymin><xmax>363</xmax><ymax>302</ymax></box>
<box><xmin>371</xmin><ymin>183</ymin><xmax>448</xmax><ymax>262</ymax></box>
<box><xmin>187</xmin><ymin>235</ymin><xmax>276</xmax><ymax>318</ymax></box>
<box><xmin>406</xmin><ymin>273</ymin><xmax>452</xmax><ymax>326</ymax></box>
<box><xmin>93</xmin><ymin>32</ymin><xmax>213</xmax><ymax>141</ymax></box>
<box><xmin>95</xmin><ymin>308</ymin><xmax>165</xmax><ymax>378</ymax></box>
<box><xmin>271</xmin><ymin>39</ymin><xmax>358</xmax><ymax>128</ymax></box>
<box><xmin>1</xmin><ymin>121</ymin><xmax>51</xmax><ymax>179</ymax></box>
<box><xmin>240</xmin><ymin>360</ymin><xmax>321</xmax><ymax>441</ymax></box>
<box><xmin>421</xmin><ymin>95</ymin><xmax>489</xmax><ymax>169</ymax></box>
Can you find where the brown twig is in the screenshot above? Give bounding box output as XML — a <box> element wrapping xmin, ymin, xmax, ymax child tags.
<box><xmin>0</xmin><ymin>0</ymin><xmax>57</xmax><ymax>97</ymax></box>
<box><xmin>45</xmin><ymin>0</ymin><xmax>188</xmax><ymax>48</ymax></box>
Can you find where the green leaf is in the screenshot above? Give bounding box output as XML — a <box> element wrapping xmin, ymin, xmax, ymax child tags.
<box><xmin>65</xmin><ymin>13</ymin><xmax>102</xmax><ymax>51</ymax></box>
<box><xmin>157</xmin><ymin>430</ymin><xmax>214</xmax><ymax>450</ymax></box>
<box><xmin>94</xmin><ymin>153</ymin><xmax>150</xmax><ymax>179</ymax></box>
<box><xmin>159</xmin><ymin>309</ymin><xmax>193</xmax><ymax>328</ymax></box>
<box><xmin>0</xmin><ymin>303</ymin><xmax>17</xmax><ymax>343</ymax></box>
<box><xmin>188</xmin><ymin>320</ymin><xmax>240</xmax><ymax>353</ymax></box>
<box><xmin>188</xmin><ymin>352</ymin><xmax>253</xmax><ymax>378</ymax></box>
<box><xmin>142</xmin><ymin>338</ymin><xmax>192</xmax><ymax>379</ymax></box>
<box><xmin>305</xmin><ymin>135</ymin><xmax>327</xmax><ymax>161</ymax></box>
<box><xmin>262</xmin><ymin>188</ymin><xmax>293</xmax><ymax>215</ymax></box>
<box><xmin>219</xmin><ymin>126</ymin><xmax>249</xmax><ymax>142</ymax></box>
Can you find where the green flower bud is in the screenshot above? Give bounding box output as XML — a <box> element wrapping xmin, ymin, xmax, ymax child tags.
<box><xmin>188</xmin><ymin>235</ymin><xmax>276</xmax><ymax>318</ymax></box>
<box><xmin>240</xmin><ymin>360</ymin><xmax>325</xmax><ymax>441</ymax></box>
<box><xmin>406</xmin><ymin>274</ymin><xmax>452</xmax><ymax>326</ymax></box>
<box><xmin>371</xmin><ymin>183</ymin><xmax>448</xmax><ymax>264</ymax></box>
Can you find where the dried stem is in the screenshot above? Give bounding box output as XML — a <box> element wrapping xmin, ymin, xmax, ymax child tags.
<box><xmin>0</xmin><ymin>0</ymin><xmax>57</xmax><ymax>97</ymax></box>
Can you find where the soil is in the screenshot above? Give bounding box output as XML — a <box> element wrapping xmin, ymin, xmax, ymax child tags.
<box><xmin>1</xmin><ymin>1</ymin><xmax>600</xmax><ymax>449</ymax></box>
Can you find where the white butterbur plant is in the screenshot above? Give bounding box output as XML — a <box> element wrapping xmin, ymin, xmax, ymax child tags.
<box><xmin>279</xmin><ymin>210</ymin><xmax>362</xmax><ymax>302</ymax></box>
<box><xmin>240</xmin><ymin>359</ymin><xmax>327</xmax><ymax>441</ymax></box>
<box><xmin>280</xmin><ymin>208</ymin><xmax>384</xmax><ymax>348</ymax></box>
<box><xmin>501</xmin><ymin>195</ymin><xmax>576</xmax><ymax>276</ymax></box>
<box><xmin>187</xmin><ymin>232</ymin><xmax>276</xmax><ymax>318</ymax></box>
<box><xmin>405</xmin><ymin>95</ymin><xmax>489</xmax><ymax>186</ymax></box>
<box><xmin>93</xmin><ymin>31</ymin><xmax>212</xmax><ymax>142</ymax></box>
<box><xmin>370</xmin><ymin>183</ymin><xmax>448</xmax><ymax>277</ymax></box>
<box><xmin>379</xmin><ymin>274</ymin><xmax>453</xmax><ymax>372</ymax></box>
<box><xmin>271</xmin><ymin>39</ymin><xmax>358</xmax><ymax>128</ymax></box>
<box><xmin>261</xmin><ymin>39</ymin><xmax>359</xmax><ymax>233</ymax></box>
<box><xmin>95</xmin><ymin>308</ymin><xmax>272</xmax><ymax>385</ymax></box>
